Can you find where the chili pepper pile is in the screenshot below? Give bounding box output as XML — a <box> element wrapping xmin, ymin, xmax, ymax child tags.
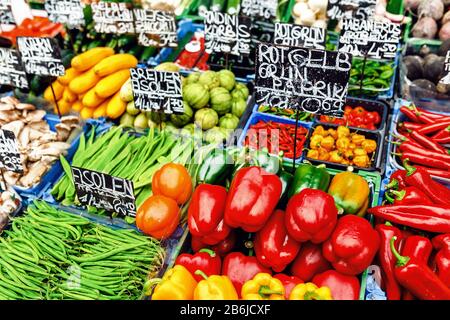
<box><xmin>319</xmin><ymin>106</ymin><xmax>382</xmax><ymax>130</ymax></box>
<box><xmin>244</xmin><ymin>120</ymin><xmax>308</xmax><ymax>159</ymax></box>
<box><xmin>0</xmin><ymin>17</ymin><xmax>64</xmax><ymax>45</ymax></box>
<box><xmin>307</xmin><ymin>125</ymin><xmax>378</xmax><ymax>168</ymax></box>
<box><xmin>257</xmin><ymin>106</ymin><xmax>314</xmax><ymax>121</ymax></box>
<box><xmin>394</xmin><ymin>104</ymin><xmax>450</xmax><ymax>179</ymax></box>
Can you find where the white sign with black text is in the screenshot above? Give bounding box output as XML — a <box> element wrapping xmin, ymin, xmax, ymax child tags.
<box><xmin>44</xmin><ymin>0</ymin><xmax>85</xmax><ymax>29</ymax></box>
<box><xmin>0</xmin><ymin>48</ymin><xmax>28</xmax><ymax>89</ymax></box>
<box><xmin>134</xmin><ymin>9</ymin><xmax>177</xmax><ymax>48</ymax></box>
<box><xmin>91</xmin><ymin>1</ymin><xmax>134</xmax><ymax>34</ymax></box>
<box><xmin>274</xmin><ymin>23</ymin><xmax>326</xmax><ymax>50</ymax></box>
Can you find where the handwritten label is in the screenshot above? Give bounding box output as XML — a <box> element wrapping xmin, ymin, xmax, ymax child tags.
<box><xmin>440</xmin><ymin>51</ymin><xmax>450</xmax><ymax>85</ymax></box>
<box><xmin>0</xmin><ymin>48</ymin><xmax>29</xmax><ymax>89</ymax></box>
<box><xmin>130</xmin><ymin>68</ymin><xmax>184</xmax><ymax>114</ymax></box>
<box><xmin>255</xmin><ymin>43</ymin><xmax>352</xmax><ymax>117</ymax></box>
<box><xmin>44</xmin><ymin>0</ymin><xmax>85</xmax><ymax>29</ymax></box>
<box><xmin>338</xmin><ymin>18</ymin><xmax>401</xmax><ymax>60</ymax></box>
<box><xmin>133</xmin><ymin>9</ymin><xmax>177</xmax><ymax>48</ymax></box>
<box><xmin>0</xmin><ymin>0</ymin><xmax>15</xmax><ymax>25</ymax></box>
<box><xmin>327</xmin><ymin>0</ymin><xmax>376</xmax><ymax>20</ymax></box>
<box><xmin>91</xmin><ymin>1</ymin><xmax>135</xmax><ymax>34</ymax></box>
<box><xmin>72</xmin><ymin>167</ymin><xmax>136</xmax><ymax>217</ymax></box>
<box><xmin>204</xmin><ymin>11</ymin><xmax>251</xmax><ymax>56</ymax></box>
<box><xmin>0</xmin><ymin>129</ymin><xmax>23</xmax><ymax>173</ymax></box>
<box><xmin>241</xmin><ymin>0</ymin><xmax>277</xmax><ymax>20</ymax></box>
<box><xmin>274</xmin><ymin>23</ymin><xmax>326</xmax><ymax>50</ymax></box>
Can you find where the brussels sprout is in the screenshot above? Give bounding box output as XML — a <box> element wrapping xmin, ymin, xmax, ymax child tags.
<box><xmin>120</xmin><ymin>113</ymin><xmax>135</xmax><ymax>127</ymax></box>
<box><xmin>195</xmin><ymin>108</ymin><xmax>219</xmax><ymax>130</ymax></box>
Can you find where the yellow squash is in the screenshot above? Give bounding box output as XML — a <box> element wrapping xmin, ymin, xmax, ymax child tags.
<box><xmin>62</xmin><ymin>87</ymin><xmax>77</xmax><ymax>103</ymax></box>
<box><xmin>93</xmin><ymin>53</ymin><xmax>138</xmax><ymax>77</ymax></box>
<box><xmin>44</xmin><ymin>81</ymin><xmax>64</xmax><ymax>102</ymax></box>
<box><xmin>106</xmin><ymin>91</ymin><xmax>127</xmax><ymax>119</ymax></box>
<box><xmin>80</xmin><ymin>106</ymin><xmax>95</xmax><ymax>119</ymax></box>
<box><xmin>72</xmin><ymin>100</ymin><xmax>83</xmax><ymax>112</ymax></box>
<box><xmin>71</xmin><ymin>47</ymin><xmax>115</xmax><ymax>72</ymax></box>
<box><xmin>69</xmin><ymin>69</ymin><xmax>101</xmax><ymax>95</ymax></box>
<box><xmin>54</xmin><ymin>99</ymin><xmax>71</xmax><ymax>115</ymax></box>
<box><xmin>93</xmin><ymin>100</ymin><xmax>109</xmax><ymax>118</ymax></box>
<box><xmin>82</xmin><ymin>87</ymin><xmax>106</xmax><ymax>108</ymax></box>
<box><xmin>94</xmin><ymin>69</ymin><xmax>130</xmax><ymax>98</ymax></box>
<box><xmin>58</xmin><ymin>68</ymin><xmax>80</xmax><ymax>85</ymax></box>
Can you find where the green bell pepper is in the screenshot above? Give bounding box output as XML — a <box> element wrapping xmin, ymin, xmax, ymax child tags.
<box><xmin>197</xmin><ymin>149</ymin><xmax>234</xmax><ymax>185</ymax></box>
<box><xmin>278</xmin><ymin>170</ymin><xmax>293</xmax><ymax>208</ymax></box>
<box><xmin>288</xmin><ymin>163</ymin><xmax>330</xmax><ymax>198</ymax></box>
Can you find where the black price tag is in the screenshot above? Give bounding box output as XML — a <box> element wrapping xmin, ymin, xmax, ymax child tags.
<box><xmin>204</xmin><ymin>11</ymin><xmax>251</xmax><ymax>56</ymax></box>
<box><xmin>44</xmin><ymin>0</ymin><xmax>85</xmax><ymax>29</ymax></box>
<box><xmin>133</xmin><ymin>9</ymin><xmax>177</xmax><ymax>48</ymax></box>
<box><xmin>241</xmin><ymin>0</ymin><xmax>277</xmax><ymax>20</ymax></box>
<box><xmin>17</xmin><ymin>37</ymin><xmax>65</xmax><ymax>77</ymax></box>
<box><xmin>327</xmin><ymin>0</ymin><xmax>376</xmax><ymax>20</ymax></box>
<box><xmin>91</xmin><ymin>1</ymin><xmax>135</xmax><ymax>34</ymax></box>
<box><xmin>0</xmin><ymin>48</ymin><xmax>29</xmax><ymax>89</ymax></box>
<box><xmin>0</xmin><ymin>0</ymin><xmax>15</xmax><ymax>25</ymax></box>
<box><xmin>0</xmin><ymin>129</ymin><xmax>23</xmax><ymax>173</ymax></box>
<box><xmin>338</xmin><ymin>18</ymin><xmax>401</xmax><ymax>60</ymax></box>
<box><xmin>130</xmin><ymin>67</ymin><xmax>184</xmax><ymax>114</ymax></box>
<box><xmin>440</xmin><ymin>50</ymin><xmax>450</xmax><ymax>85</ymax></box>
<box><xmin>274</xmin><ymin>23</ymin><xmax>326</xmax><ymax>50</ymax></box>
<box><xmin>72</xmin><ymin>167</ymin><xmax>136</xmax><ymax>217</ymax></box>
<box><xmin>255</xmin><ymin>43</ymin><xmax>352</xmax><ymax>118</ymax></box>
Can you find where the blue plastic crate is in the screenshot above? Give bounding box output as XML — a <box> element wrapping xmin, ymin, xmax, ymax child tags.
<box><xmin>237</xmin><ymin>107</ymin><xmax>312</xmax><ymax>164</ymax></box>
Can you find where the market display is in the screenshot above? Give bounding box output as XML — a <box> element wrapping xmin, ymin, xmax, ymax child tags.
<box><xmin>0</xmin><ymin>0</ymin><xmax>450</xmax><ymax>302</ymax></box>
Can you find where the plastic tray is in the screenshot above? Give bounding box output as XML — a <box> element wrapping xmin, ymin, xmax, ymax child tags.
<box><xmin>237</xmin><ymin>108</ymin><xmax>312</xmax><ymax>164</ymax></box>
<box><xmin>303</xmin><ymin>122</ymin><xmax>383</xmax><ymax>173</ymax></box>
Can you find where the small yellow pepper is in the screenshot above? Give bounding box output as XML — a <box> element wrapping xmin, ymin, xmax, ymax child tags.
<box><xmin>341</xmin><ymin>159</ymin><xmax>351</xmax><ymax>165</ymax></box>
<box><xmin>321</xmin><ymin>136</ymin><xmax>335</xmax><ymax>151</ymax></box>
<box><xmin>241</xmin><ymin>273</ymin><xmax>285</xmax><ymax>300</ymax></box>
<box><xmin>343</xmin><ymin>149</ymin><xmax>354</xmax><ymax>160</ymax></box>
<box><xmin>289</xmin><ymin>282</ymin><xmax>333</xmax><ymax>300</ymax></box>
<box><xmin>353</xmin><ymin>155</ymin><xmax>370</xmax><ymax>168</ymax></box>
<box><xmin>351</xmin><ymin>134</ymin><xmax>366</xmax><ymax>146</ymax></box>
<box><xmin>336</xmin><ymin>137</ymin><xmax>350</xmax><ymax>152</ymax></box>
<box><xmin>307</xmin><ymin>149</ymin><xmax>319</xmax><ymax>159</ymax></box>
<box><xmin>337</xmin><ymin>126</ymin><xmax>350</xmax><ymax>138</ymax></box>
<box><xmin>313</xmin><ymin>125</ymin><xmax>328</xmax><ymax>137</ymax></box>
<box><xmin>348</xmin><ymin>143</ymin><xmax>356</xmax><ymax>150</ymax></box>
<box><xmin>354</xmin><ymin>147</ymin><xmax>367</xmax><ymax>157</ymax></box>
<box><xmin>310</xmin><ymin>135</ymin><xmax>323</xmax><ymax>149</ymax></box>
<box><xmin>328</xmin><ymin>128</ymin><xmax>338</xmax><ymax>140</ymax></box>
<box><xmin>361</xmin><ymin>139</ymin><xmax>377</xmax><ymax>153</ymax></box>
<box><xmin>318</xmin><ymin>148</ymin><xmax>330</xmax><ymax>161</ymax></box>
<box><xmin>329</xmin><ymin>150</ymin><xmax>343</xmax><ymax>163</ymax></box>
<box><xmin>194</xmin><ymin>271</ymin><xmax>238</xmax><ymax>300</ymax></box>
<box><xmin>152</xmin><ymin>265</ymin><xmax>198</xmax><ymax>300</ymax></box>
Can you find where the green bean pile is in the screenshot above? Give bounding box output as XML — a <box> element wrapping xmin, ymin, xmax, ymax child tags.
<box><xmin>0</xmin><ymin>201</ymin><xmax>165</xmax><ymax>300</ymax></box>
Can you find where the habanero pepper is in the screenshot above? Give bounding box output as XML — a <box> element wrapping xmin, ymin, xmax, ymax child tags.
<box><xmin>432</xmin><ymin>234</ymin><xmax>450</xmax><ymax>288</ymax></box>
<box><xmin>224</xmin><ymin>166</ymin><xmax>282</xmax><ymax>232</ymax></box>
<box><xmin>290</xmin><ymin>242</ymin><xmax>331</xmax><ymax>282</ymax></box>
<box><xmin>254</xmin><ymin>209</ymin><xmax>301</xmax><ymax>272</ymax></box>
<box><xmin>273</xmin><ymin>274</ymin><xmax>303</xmax><ymax>299</ymax></box>
<box><xmin>312</xmin><ymin>270</ymin><xmax>360</xmax><ymax>300</ymax></box>
<box><xmin>390</xmin><ymin>237</ymin><xmax>450</xmax><ymax>300</ymax></box>
<box><xmin>175</xmin><ymin>249</ymin><xmax>222</xmax><ymax>282</ymax></box>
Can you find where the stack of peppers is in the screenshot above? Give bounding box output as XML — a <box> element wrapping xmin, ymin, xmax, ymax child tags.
<box><xmin>150</xmin><ymin>147</ymin><xmax>380</xmax><ymax>300</ymax></box>
<box><xmin>368</xmin><ymin>162</ymin><xmax>450</xmax><ymax>300</ymax></box>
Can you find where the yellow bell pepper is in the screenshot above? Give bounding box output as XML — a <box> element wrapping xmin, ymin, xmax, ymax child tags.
<box><xmin>289</xmin><ymin>283</ymin><xmax>333</xmax><ymax>300</ymax></box>
<box><xmin>194</xmin><ymin>271</ymin><xmax>238</xmax><ymax>300</ymax></box>
<box><xmin>327</xmin><ymin>171</ymin><xmax>370</xmax><ymax>216</ymax></box>
<box><xmin>241</xmin><ymin>273</ymin><xmax>285</xmax><ymax>300</ymax></box>
<box><xmin>152</xmin><ymin>265</ymin><xmax>198</xmax><ymax>300</ymax></box>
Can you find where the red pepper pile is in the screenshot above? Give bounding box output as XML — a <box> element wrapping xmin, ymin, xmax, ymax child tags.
<box><xmin>368</xmin><ymin>163</ymin><xmax>450</xmax><ymax>300</ymax></box>
<box><xmin>319</xmin><ymin>106</ymin><xmax>381</xmax><ymax>130</ymax></box>
<box><xmin>0</xmin><ymin>17</ymin><xmax>64</xmax><ymax>45</ymax></box>
<box><xmin>244</xmin><ymin>120</ymin><xmax>308</xmax><ymax>159</ymax></box>
<box><xmin>395</xmin><ymin>105</ymin><xmax>450</xmax><ymax>179</ymax></box>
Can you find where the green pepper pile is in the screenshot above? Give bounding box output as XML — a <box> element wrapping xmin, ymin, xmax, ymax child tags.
<box><xmin>348</xmin><ymin>58</ymin><xmax>395</xmax><ymax>97</ymax></box>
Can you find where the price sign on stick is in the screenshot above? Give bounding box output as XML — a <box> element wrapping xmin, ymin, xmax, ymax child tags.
<box><xmin>44</xmin><ymin>0</ymin><xmax>85</xmax><ymax>29</ymax></box>
<box><xmin>439</xmin><ymin>51</ymin><xmax>450</xmax><ymax>85</ymax></box>
<box><xmin>0</xmin><ymin>0</ymin><xmax>15</xmax><ymax>26</ymax></box>
<box><xmin>327</xmin><ymin>0</ymin><xmax>376</xmax><ymax>20</ymax></box>
<box><xmin>204</xmin><ymin>11</ymin><xmax>251</xmax><ymax>56</ymax></box>
<box><xmin>0</xmin><ymin>48</ymin><xmax>29</xmax><ymax>89</ymax></box>
<box><xmin>241</xmin><ymin>0</ymin><xmax>278</xmax><ymax>20</ymax></box>
<box><xmin>130</xmin><ymin>67</ymin><xmax>184</xmax><ymax>114</ymax></box>
<box><xmin>274</xmin><ymin>23</ymin><xmax>326</xmax><ymax>50</ymax></box>
<box><xmin>133</xmin><ymin>9</ymin><xmax>177</xmax><ymax>48</ymax></box>
<box><xmin>338</xmin><ymin>18</ymin><xmax>401</xmax><ymax>60</ymax></box>
<box><xmin>17</xmin><ymin>37</ymin><xmax>65</xmax><ymax>77</ymax></box>
<box><xmin>72</xmin><ymin>167</ymin><xmax>136</xmax><ymax>218</ymax></box>
<box><xmin>0</xmin><ymin>129</ymin><xmax>23</xmax><ymax>173</ymax></box>
<box><xmin>255</xmin><ymin>43</ymin><xmax>352</xmax><ymax>118</ymax></box>
<box><xmin>91</xmin><ymin>1</ymin><xmax>135</xmax><ymax>34</ymax></box>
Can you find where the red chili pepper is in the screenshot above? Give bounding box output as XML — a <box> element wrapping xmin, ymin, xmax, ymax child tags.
<box><xmin>415</xmin><ymin>107</ymin><xmax>450</xmax><ymax>121</ymax></box>
<box><xmin>175</xmin><ymin>248</ymin><xmax>222</xmax><ymax>282</ymax></box>
<box><xmin>433</xmin><ymin>136</ymin><xmax>450</xmax><ymax>145</ymax></box>
<box><xmin>388</xmin><ymin>187</ymin><xmax>433</xmax><ymax>206</ymax></box>
<box><xmin>418</xmin><ymin>120</ymin><xmax>450</xmax><ymax>135</ymax></box>
<box><xmin>375</xmin><ymin>223</ymin><xmax>403</xmax><ymax>300</ymax></box>
<box><xmin>312</xmin><ymin>270</ymin><xmax>361</xmax><ymax>300</ymax></box>
<box><xmin>385</xmin><ymin>170</ymin><xmax>408</xmax><ymax>190</ymax></box>
<box><xmin>412</xmin><ymin>165</ymin><xmax>450</xmax><ymax>180</ymax></box>
<box><xmin>400</xmin><ymin>106</ymin><xmax>421</xmax><ymax>122</ymax></box>
<box><xmin>403</xmin><ymin>161</ymin><xmax>450</xmax><ymax>205</ymax></box>
<box><xmin>290</xmin><ymin>242</ymin><xmax>331</xmax><ymax>282</ymax></box>
<box><xmin>273</xmin><ymin>274</ymin><xmax>303</xmax><ymax>299</ymax></box>
<box><xmin>432</xmin><ymin>125</ymin><xmax>450</xmax><ymax>140</ymax></box>
<box><xmin>431</xmin><ymin>234</ymin><xmax>450</xmax><ymax>288</ymax></box>
<box><xmin>368</xmin><ymin>204</ymin><xmax>450</xmax><ymax>233</ymax></box>
<box><xmin>390</xmin><ymin>237</ymin><xmax>450</xmax><ymax>300</ymax></box>
<box><xmin>398</xmin><ymin>122</ymin><xmax>424</xmax><ymax>132</ymax></box>
<box><xmin>399</xmin><ymin>142</ymin><xmax>450</xmax><ymax>163</ymax></box>
<box><xmin>401</xmin><ymin>235</ymin><xmax>433</xmax><ymax>300</ymax></box>
<box><xmin>409</xmin><ymin>130</ymin><xmax>447</xmax><ymax>154</ymax></box>
<box><xmin>398</xmin><ymin>151</ymin><xmax>450</xmax><ymax>171</ymax></box>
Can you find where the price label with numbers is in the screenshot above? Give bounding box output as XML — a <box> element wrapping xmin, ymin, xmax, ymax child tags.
<box><xmin>0</xmin><ymin>0</ymin><xmax>15</xmax><ymax>25</ymax></box>
<box><xmin>327</xmin><ymin>0</ymin><xmax>376</xmax><ymax>20</ymax></box>
<box><xmin>17</xmin><ymin>37</ymin><xmax>65</xmax><ymax>77</ymax></box>
<box><xmin>274</xmin><ymin>23</ymin><xmax>326</xmax><ymax>50</ymax></box>
<box><xmin>133</xmin><ymin>9</ymin><xmax>177</xmax><ymax>48</ymax></box>
<box><xmin>44</xmin><ymin>0</ymin><xmax>85</xmax><ymax>29</ymax></box>
<box><xmin>241</xmin><ymin>0</ymin><xmax>278</xmax><ymax>20</ymax></box>
<box><xmin>440</xmin><ymin>50</ymin><xmax>450</xmax><ymax>85</ymax></box>
<box><xmin>338</xmin><ymin>18</ymin><xmax>401</xmax><ymax>60</ymax></box>
<box><xmin>91</xmin><ymin>1</ymin><xmax>135</xmax><ymax>34</ymax></box>
<box><xmin>72</xmin><ymin>167</ymin><xmax>136</xmax><ymax>217</ymax></box>
<box><xmin>0</xmin><ymin>48</ymin><xmax>29</xmax><ymax>89</ymax></box>
<box><xmin>0</xmin><ymin>129</ymin><xmax>23</xmax><ymax>173</ymax></box>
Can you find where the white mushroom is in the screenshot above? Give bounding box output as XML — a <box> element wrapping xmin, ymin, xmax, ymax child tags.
<box><xmin>55</xmin><ymin>123</ymin><xmax>71</xmax><ymax>141</ymax></box>
<box><xmin>2</xmin><ymin>120</ymin><xmax>24</xmax><ymax>138</ymax></box>
<box><xmin>18</xmin><ymin>126</ymin><xmax>30</xmax><ymax>148</ymax></box>
<box><xmin>19</xmin><ymin>162</ymin><xmax>49</xmax><ymax>188</ymax></box>
<box><xmin>0</xmin><ymin>96</ymin><xmax>19</xmax><ymax>106</ymax></box>
<box><xmin>0</xmin><ymin>103</ymin><xmax>14</xmax><ymax>111</ymax></box>
<box><xmin>28</xmin><ymin>121</ymin><xmax>50</xmax><ymax>132</ymax></box>
<box><xmin>25</xmin><ymin>110</ymin><xmax>47</xmax><ymax>123</ymax></box>
<box><xmin>15</xmin><ymin>103</ymin><xmax>35</xmax><ymax>111</ymax></box>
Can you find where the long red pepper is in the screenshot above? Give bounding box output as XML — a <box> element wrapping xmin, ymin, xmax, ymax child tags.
<box><xmin>418</xmin><ymin>120</ymin><xmax>450</xmax><ymax>135</ymax></box>
<box><xmin>401</xmin><ymin>236</ymin><xmax>433</xmax><ymax>300</ymax></box>
<box><xmin>415</xmin><ymin>107</ymin><xmax>450</xmax><ymax>121</ymax></box>
<box><xmin>400</xmin><ymin>152</ymin><xmax>450</xmax><ymax>171</ymax></box>
<box><xmin>409</xmin><ymin>130</ymin><xmax>447</xmax><ymax>154</ymax></box>
<box><xmin>413</xmin><ymin>165</ymin><xmax>450</xmax><ymax>180</ymax></box>
<box><xmin>432</xmin><ymin>234</ymin><xmax>450</xmax><ymax>288</ymax></box>
<box><xmin>403</xmin><ymin>161</ymin><xmax>450</xmax><ymax>205</ymax></box>
<box><xmin>390</xmin><ymin>237</ymin><xmax>450</xmax><ymax>300</ymax></box>
<box><xmin>399</xmin><ymin>142</ymin><xmax>450</xmax><ymax>163</ymax></box>
<box><xmin>432</xmin><ymin>125</ymin><xmax>450</xmax><ymax>140</ymax></box>
<box><xmin>375</xmin><ymin>223</ymin><xmax>403</xmax><ymax>300</ymax></box>
<box><xmin>400</xmin><ymin>106</ymin><xmax>421</xmax><ymax>123</ymax></box>
<box><xmin>398</xmin><ymin>122</ymin><xmax>424</xmax><ymax>132</ymax></box>
<box><xmin>389</xmin><ymin>187</ymin><xmax>433</xmax><ymax>205</ymax></box>
<box><xmin>385</xmin><ymin>170</ymin><xmax>407</xmax><ymax>190</ymax></box>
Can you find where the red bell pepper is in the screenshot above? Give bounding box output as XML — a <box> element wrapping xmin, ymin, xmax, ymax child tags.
<box><xmin>290</xmin><ymin>242</ymin><xmax>331</xmax><ymax>282</ymax></box>
<box><xmin>432</xmin><ymin>234</ymin><xmax>450</xmax><ymax>288</ymax></box>
<box><xmin>312</xmin><ymin>270</ymin><xmax>360</xmax><ymax>300</ymax></box>
<box><xmin>188</xmin><ymin>184</ymin><xmax>230</xmax><ymax>245</ymax></box>
<box><xmin>175</xmin><ymin>249</ymin><xmax>222</xmax><ymax>282</ymax></box>
<box><xmin>273</xmin><ymin>274</ymin><xmax>303</xmax><ymax>299</ymax></box>
<box><xmin>191</xmin><ymin>231</ymin><xmax>236</xmax><ymax>257</ymax></box>
<box><xmin>401</xmin><ymin>235</ymin><xmax>433</xmax><ymax>300</ymax></box>
<box><xmin>222</xmin><ymin>252</ymin><xmax>271</xmax><ymax>296</ymax></box>
<box><xmin>322</xmin><ymin>215</ymin><xmax>380</xmax><ymax>276</ymax></box>
<box><xmin>385</xmin><ymin>170</ymin><xmax>407</xmax><ymax>190</ymax></box>
<box><xmin>285</xmin><ymin>189</ymin><xmax>337</xmax><ymax>244</ymax></box>
<box><xmin>390</xmin><ymin>237</ymin><xmax>450</xmax><ymax>300</ymax></box>
<box><xmin>375</xmin><ymin>223</ymin><xmax>403</xmax><ymax>300</ymax></box>
<box><xmin>387</xmin><ymin>187</ymin><xmax>433</xmax><ymax>206</ymax></box>
<box><xmin>254</xmin><ymin>209</ymin><xmax>301</xmax><ymax>272</ymax></box>
<box><xmin>224</xmin><ymin>166</ymin><xmax>282</xmax><ymax>232</ymax></box>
